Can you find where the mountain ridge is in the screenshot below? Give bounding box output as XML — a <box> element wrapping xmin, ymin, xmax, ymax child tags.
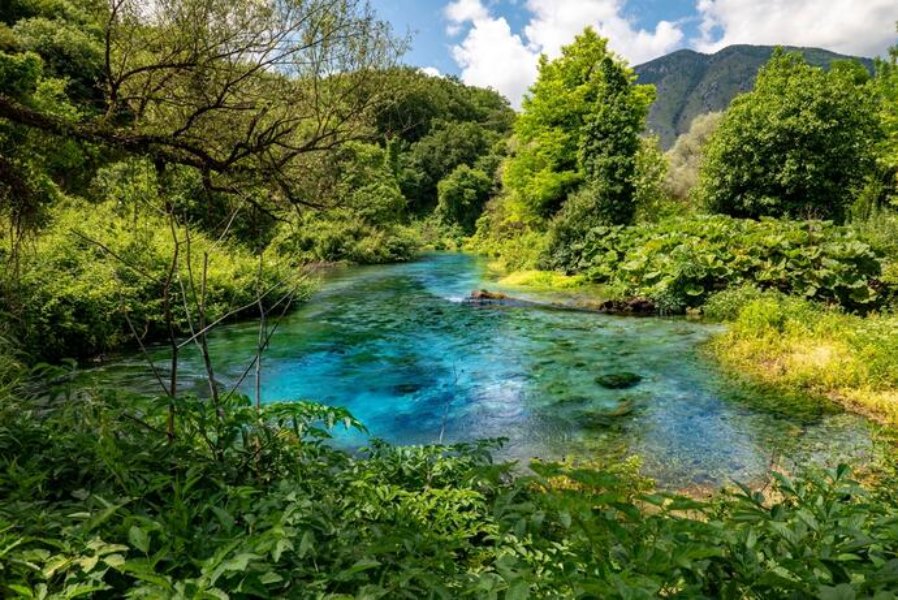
<box><xmin>634</xmin><ymin>45</ymin><xmax>876</xmax><ymax>149</ymax></box>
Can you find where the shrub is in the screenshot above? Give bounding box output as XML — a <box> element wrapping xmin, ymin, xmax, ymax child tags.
<box><xmin>8</xmin><ymin>200</ymin><xmax>303</xmax><ymax>361</ymax></box>
<box><xmin>3</xmin><ymin>385</ymin><xmax>898</xmax><ymax>598</ymax></box>
<box><xmin>542</xmin><ymin>215</ymin><xmax>885</xmax><ymax>312</ymax></box>
<box><xmin>272</xmin><ymin>209</ymin><xmax>420</xmax><ymax>266</ymax></box>
<box><xmin>703</xmin><ymin>284</ymin><xmax>767</xmax><ymax>321</ymax></box>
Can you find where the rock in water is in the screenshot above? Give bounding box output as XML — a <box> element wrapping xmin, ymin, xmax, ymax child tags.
<box><xmin>470</xmin><ymin>289</ymin><xmax>508</xmax><ymax>300</ymax></box>
<box><xmin>595</xmin><ymin>372</ymin><xmax>643</xmax><ymax>389</ymax></box>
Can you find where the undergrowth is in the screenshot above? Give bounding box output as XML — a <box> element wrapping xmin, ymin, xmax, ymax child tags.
<box><xmin>2</xmin><ymin>364</ymin><xmax>898</xmax><ymax>598</ymax></box>
<box><xmin>708</xmin><ymin>289</ymin><xmax>898</xmax><ymax>424</ymax></box>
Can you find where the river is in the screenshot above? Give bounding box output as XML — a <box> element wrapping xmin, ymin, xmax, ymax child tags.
<box><xmin>87</xmin><ymin>253</ymin><xmax>873</xmax><ymax>488</ymax></box>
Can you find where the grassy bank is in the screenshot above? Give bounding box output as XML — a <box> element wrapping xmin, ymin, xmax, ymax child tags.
<box><xmin>706</xmin><ymin>289</ymin><xmax>898</xmax><ymax>425</ymax></box>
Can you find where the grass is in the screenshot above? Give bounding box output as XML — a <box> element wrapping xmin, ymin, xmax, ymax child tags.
<box><xmin>707</xmin><ymin>290</ymin><xmax>898</xmax><ymax>424</ymax></box>
<box><xmin>497</xmin><ymin>269</ymin><xmax>588</xmax><ymax>290</ymax></box>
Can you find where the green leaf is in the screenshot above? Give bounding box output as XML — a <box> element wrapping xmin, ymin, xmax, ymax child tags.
<box><xmin>819</xmin><ymin>584</ymin><xmax>857</xmax><ymax>600</ymax></box>
<box><xmin>128</xmin><ymin>526</ymin><xmax>150</xmax><ymax>554</ymax></box>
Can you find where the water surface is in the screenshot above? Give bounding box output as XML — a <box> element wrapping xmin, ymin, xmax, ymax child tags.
<box><xmin>90</xmin><ymin>253</ymin><xmax>872</xmax><ymax>487</ymax></box>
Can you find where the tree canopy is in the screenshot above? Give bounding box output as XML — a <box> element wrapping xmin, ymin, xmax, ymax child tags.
<box><xmin>0</xmin><ymin>0</ymin><xmax>400</xmax><ymax>214</ymax></box>
<box><xmin>697</xmin><ymin>50</ymin><xmax>881</xmax><ymax>222</ymax></box>
<box><xmin>503</xmin><ymin>28</ymin><xmax>654</xmax><ymax>220</ymax></box>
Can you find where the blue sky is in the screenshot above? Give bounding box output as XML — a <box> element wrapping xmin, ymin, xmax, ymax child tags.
<box><xmin>372</xmin><ymin>0</ymin><xmax>898</xmax><ymax>106</ymax></box>
<box><xmin>375</xmin><ymin>0</ymin><xmax>700</xmax><ymax>76</ymax></box>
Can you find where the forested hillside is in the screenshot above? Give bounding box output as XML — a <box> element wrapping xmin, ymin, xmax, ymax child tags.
<box><xmin>635</xmin><ymin>45</ymin><xmax>876</xmax><ymax>148</ymax></box>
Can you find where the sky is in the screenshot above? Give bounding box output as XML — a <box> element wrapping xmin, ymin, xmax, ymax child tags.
<box><xmin>372</xmin><ymin>0</ymin><xmax>898</xmax><ymax>107</ymax></box>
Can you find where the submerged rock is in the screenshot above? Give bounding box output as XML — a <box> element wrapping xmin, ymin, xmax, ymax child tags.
<box><xmin>595</xmin><ymin>372</ymin><xmax>643</xmax><ymax>389</ymax></box>
<box><xmin>392</xmin><ymin>382</ymin><xmax>423</xmax><ymax>395</ymax></box>
<box><xmin>578</xmin><ymin>399</ymin><xmax>636</xmax><ymax>429</ymax></box>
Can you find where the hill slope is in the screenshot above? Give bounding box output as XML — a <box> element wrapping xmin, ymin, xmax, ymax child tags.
<box><xmin>635</xmin><ymin>45</ymin><xmax>875</xmax><ymax>149</ymax></box>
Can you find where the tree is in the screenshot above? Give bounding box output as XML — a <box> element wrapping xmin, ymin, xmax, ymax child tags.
<box><xmin>575</xmin><ymin>53</ymin><xmax>654</xmax><ymax>225</ymax></box>
<box><xmin>435</xmin><ymin>165</ymin><xmax>492</xmax><ymax>233</ymax></box>
<box><xmin>0</xmin><ymin>0</ymin><xmax>400</xmax><ymax>211</ymax></box>
<box><xmin>503</xmin><ymin>29</ymin><xmax>608</xmax><ymax>217</ymax></box>
<box><xmin>697</xmin><ymin>50</ymin><xmax>881</xmax><ymax>222</ymax></box>
<box><xmin>504</xmin><ymin>28</ymin><xmax>653</xmax><ymax>220</ymax></box>
<box><xmin>371</xmin><ymin>69</ymin><xmax>513</xmax><ymax>213</ymax></box>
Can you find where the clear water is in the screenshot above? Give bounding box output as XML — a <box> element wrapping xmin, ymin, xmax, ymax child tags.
<box><xmin>88</xmin><ymin>253</ymin><xmax>873</xmax><ymax>488</ymax></box>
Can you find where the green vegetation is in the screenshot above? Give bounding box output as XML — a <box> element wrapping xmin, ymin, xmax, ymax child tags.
<box><xmin>696</xmin><ymin>51</ymin><xmax>881</xmax><ymax>222</ymax></box>
<box><xmin>708</xmin><ymin>289</ymin><xmax>898</xmax><ymax>424</ymax></box>
<box><xmin>635</xmin><ymin>45</ymin><xmax>875</xmax><ymax>149</ymax></box>
<box><xmin>503</xmin><ymin>29</ymin><xmax>654</xmax><ymax>219</ymax></box>
<box><xmin>541</xmin><ymin>215</ymin><xmax>887</xmax><ymax>313</ymax></box>
<box><xmin>3</xmin><ymin>1</ymin><xmax>898</xmax><ymax>597</ymax></box>
<box><xmin>4</xmin><ymin>371</ymin><xmax>898</xmax><ymax>598</ymax></box>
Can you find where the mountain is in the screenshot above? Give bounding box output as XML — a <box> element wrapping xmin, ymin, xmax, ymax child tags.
<box><xmin>634</xmin><ymin>45</ymin><xmax>876</xmax><ymax>149</ymax></box>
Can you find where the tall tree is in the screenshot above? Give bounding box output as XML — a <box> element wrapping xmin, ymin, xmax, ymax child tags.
<box><xmin>697</xmin><ymin>50</ymin><xmax>881</xmax><ymax>222</ymax></box>
<box><xmin>503</xmin><ymin>28</ymin><xmax>653</xmax><ymax>220</ymax></box>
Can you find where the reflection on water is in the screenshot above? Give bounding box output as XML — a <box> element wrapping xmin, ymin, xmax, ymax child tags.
<box><xmin>86</xmin><ymin>253</ymin><xmax>872</xmax><ymax>487</ymax></box>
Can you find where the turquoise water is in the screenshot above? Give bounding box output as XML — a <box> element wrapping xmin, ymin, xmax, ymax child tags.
<box><xmin>89</xmin><ymin>253</ymin><xmax>873</xmax><ymax>487</ymax></box>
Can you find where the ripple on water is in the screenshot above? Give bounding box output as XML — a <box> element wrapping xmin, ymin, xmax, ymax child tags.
<box><xmin>83</xmin><ymin>253</ymin><xmax>874</xmax><ymax>488</ymax></box>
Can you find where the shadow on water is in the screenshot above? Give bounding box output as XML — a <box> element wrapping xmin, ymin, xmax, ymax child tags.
<box><xmin>83</xmin><ymin>253</ymin><xmax>873</xmax><ymax>488</ymax></box>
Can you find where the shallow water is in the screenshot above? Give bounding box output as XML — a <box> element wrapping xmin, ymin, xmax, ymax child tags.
<box><xmin>88</xmin><ymin>253</ymin><xmax>873</xmax><ymax>487</ymax></box>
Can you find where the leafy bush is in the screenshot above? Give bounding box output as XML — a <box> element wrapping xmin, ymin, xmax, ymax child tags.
<box><xmin>697</xmin><ymin>52</ymin><xmax>880</xmax><ymax>222</ymax></box>
<box><xmin>542</xmin><ymin>215</ymin><xmax>885</xmax><ymax>312</ymax></box>
<box><xmin>272</xmin><ymin>209</ymin><xmax>420</xmax><ymax>265</ymax></box>
<box><xmin>466</xmin><ymin>196</ymin><xmax>548</xmax><ymax>272</ymax></box>
<box><xmin>8</xmin><ymin>200</ymin><xmax>304</xmax><ymax>361</ymax></box>
<box><xmin>434</xmin><ymin>165</ymin><xmax>493</xmax><ymax>233</ymax></box>
<box><xmin>703</xmin><ymin>284</ymin><xmax>767</xmax><ymax>321</ymax></box>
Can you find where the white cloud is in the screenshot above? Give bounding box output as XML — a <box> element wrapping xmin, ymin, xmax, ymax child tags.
<box><xmin>420</xmin><ymin>66</ymin><xmax>442</xmax><ymax>77</ymax></box>
<box><xmin>694</xmin><ymin>0</ymin><xmax>898</xmax><ymax>58</ymax></box>
<box><xmin>523</xmin><ymin>0</ymin><xmax>683</xmax><ymax>64</ymax></box>
<box><xmin>443</xmin><ymin>0</ymin><xmax>898</xmax><ymax>109</ymax></box>
<box><xmin>448</xmin><ymin>9</ymin><xmax>538</xmax><ymax>106</ymax></box>
<box><xmin>444</xmin><ymin>0</ymin><xmax>684</xmax><ymax>107</ymax></box>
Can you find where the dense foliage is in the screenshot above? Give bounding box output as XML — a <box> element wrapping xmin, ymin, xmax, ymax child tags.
<box><xmin>13</xmin><ymin>199</ymin><xmax>305</xmax><ymax>361</ymax></box>
<box><xmin>542</xmin><ymin>215</ymin><xmax>887</xmax><ymax>313</ymax></box>
<box><xmin>435</xmin><ymin>165</ymin><xmax>494</xmax><ymax>234</ymax></box>
<box><xmin>3</xmin><ymin>3</ymin><xmax>898</xmax><ymax>598</ymax></box>
<box><xmin>3</xmin><ymin>370</ymin><xmax>898</xmax><ymax>598</ymax></box>
<box><xmin>374</xmin><ymin>68</ymin><xmax>513</xmax><ymax>214</ymax></box>
<box><xmin>472</xmin><ymin>28</ymin><xmax>662</xmax><ymax>270</ymax></box>
<box><xmin>697</xmin><ymin>51</ymin><xmax>881</xmax><ymax>222</ymax></box>
<box><xmin>503</xmin><ymin>29</ymin><xmax>654</xmax><ymax>219</ymax></box>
